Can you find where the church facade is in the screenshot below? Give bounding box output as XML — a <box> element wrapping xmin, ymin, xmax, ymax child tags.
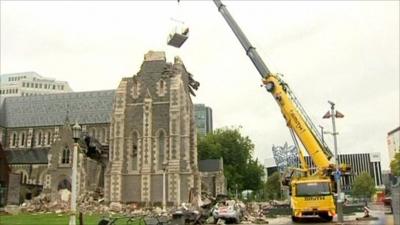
<box><xmin>105</xmin><ymin>51</ymin><xmax>201</xmax><ymax>205</ymax></box>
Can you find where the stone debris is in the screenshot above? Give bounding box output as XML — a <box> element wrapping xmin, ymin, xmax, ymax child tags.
<box><xmin>13</xmin><ymin>188</ymin><xmax>277</xmax><ymax>225</ymax></box>
<box><xmin>17</xmin><ymin>189</ymin><xmax>109</xmax><ymax>214</ymax></box>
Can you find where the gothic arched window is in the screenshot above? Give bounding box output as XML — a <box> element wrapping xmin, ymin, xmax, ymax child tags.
<box><xmin>20</xmin><ymin>133</ymin><xmax>25</xmax><ymax>147</ymax></box>
<box><xmin>12</xmin><ymin>133</ymin><xmax>17</xmax><ymax>146</ymax></box>
<box><xmin>131</xmin><ymin>79</ymin><xmax>140</xmax><ymax>99</ymax></box>
<box><xmin>61</xmin><ymin>146</ymin><xmax>70</xmax><ymax>164</ymax></box>
<box><xmin>132</xmin><ymin>132</ymin><xmax>139</xmax><ymax>170</ymax></box>
<box><xmin>47</xmin><ymin>132</ymin><xmax>52</xmax><ymax>145</ymax></box>
<box><xmin>157</xmin><ymin>79</ymin><xmax>167</xmax><ymax>97</ymax></box>
<box><xmin>38</xmin><ymin>132</ymin><xmax>42</xmax><ymax>145</ymax></box>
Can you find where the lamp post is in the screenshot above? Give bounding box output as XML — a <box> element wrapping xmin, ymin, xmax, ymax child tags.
<box><xmin>323</xmin><ymin>101</ymin><xmax>344</xmax><ymax>224</ymax></box>
<box><xmin>162</xmin><ymin>162</ymin><xmax>168</xmax><ymax>212</ymax></box>
<box><xmin>70</xmin><ymin>122</ymin><xmax>81</xmax><ymax>225</ymax></box>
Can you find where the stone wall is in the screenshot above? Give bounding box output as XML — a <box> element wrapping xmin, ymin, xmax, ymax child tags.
<box><xmin>106</xmin><ymin>51</ymin><xmax>200</xmax><ymax>205</ymax></box>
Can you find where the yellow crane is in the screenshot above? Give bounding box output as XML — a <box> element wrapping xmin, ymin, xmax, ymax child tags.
<box><xmin>211</xmin><ymin>0</ymin><xmax>350</xmax><ymax>222</ymax></box>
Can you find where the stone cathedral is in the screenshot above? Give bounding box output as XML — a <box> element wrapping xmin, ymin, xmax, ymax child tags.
<box><xmin>104</xmin><ymin>51</ymin><xmax>201</xmax><ymax>205</ymax></box>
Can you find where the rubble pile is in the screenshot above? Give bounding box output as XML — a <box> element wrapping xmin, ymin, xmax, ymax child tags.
<box><xmin>19</xmin><ymin>189</ymin><xmax>111</xmax><ymax>214</ymax></box>
<box><xmin>241</xmin><ymin>202</ymin><xmax>270</xmax><ymax>224</ymax></box>
<box><xmin>78</xmin><ymin>190</ymin><xmax>110</xmax><ymax>214</ymax></box>
<box><xmin>15</xmin><ymin>189</ymin><xmax>282</xmax><ymax>225</ymax></box>
<box><xmin>19</xmin><ymin>191</ymin><xmax>70</xmax><ymax>213</ymax></box>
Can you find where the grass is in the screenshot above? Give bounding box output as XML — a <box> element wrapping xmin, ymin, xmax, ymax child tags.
<box><xmin>0</xmin><ymin>213</ymin><xmax>146</xmax><ymax>225</ymax></box>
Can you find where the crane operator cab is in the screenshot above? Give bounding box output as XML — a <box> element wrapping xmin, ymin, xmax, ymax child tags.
<box><xmin>167</xmin><ymin>18</ymin><xmax>189</xmax><ymax>48</ymax></box>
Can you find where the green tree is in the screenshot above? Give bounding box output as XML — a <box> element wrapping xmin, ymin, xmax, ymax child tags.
<box><xmin>197</xmin><ymin>127</ymin><xmax>265</xmax><ymax>194</ymax></box>
<box><xmin>390</xmin><ymin>152</ymin><xmax>400</xmax><ymax>176</ymax></box>
<box><xmin>351</xmin><ymin>172</ymin><xmax>376</xmax><ymax>200</ymax></box>
<box><xmin>264</xmin><ymin>172</ymin><xmax>282</xmax><ymax>200</ymax></box>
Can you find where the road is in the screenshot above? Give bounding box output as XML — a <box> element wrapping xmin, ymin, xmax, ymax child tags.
<box><xmin>262</xmin><ymin>204</ymin><xmax>395</xmax><ymax>225</ymax></box>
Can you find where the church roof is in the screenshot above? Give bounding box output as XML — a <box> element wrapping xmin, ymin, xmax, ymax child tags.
<box><xmin>5</xmin><ymin>148</ymin><xmax>49</xmax><ymax>164</ymax></box>
<box><xmin>199</xmin><ymin>159</ymin><xmax>224</xmax><ymax>172</ymax></box>
<box><xmin>0</xmin><ymin>90</ymin><xmax>115</xmax><ymax>128</ymax></box>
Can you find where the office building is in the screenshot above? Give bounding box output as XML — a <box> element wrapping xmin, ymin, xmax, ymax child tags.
<box><xmin>0</xmin><ymin>72</ymin><xmax>72</xmax><ymax>104</ymax></box>
<box><xmin>194</xmin><ymin>104</ymin><xmax>213</xmax><ymax>136</ymax></box>
<box><xmin>304</xmin><ymin>152</ymin><xmax>383</xmax><ymax>192</ymax></box>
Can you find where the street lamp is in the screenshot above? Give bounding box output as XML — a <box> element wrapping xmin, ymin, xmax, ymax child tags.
<box><xmin>70</xmin><ymin>122</ymin><xmax>81</xmax><ymax>225</ymax></box>
<box><xmin>162</xmin><ymin>162</ymin><xmax>168</xmax><ymax>212</ymax></box>
<box><xmin>323</xmin><ymin>101</ymin><xmax>344</xmax><ymax>224</ymax></box>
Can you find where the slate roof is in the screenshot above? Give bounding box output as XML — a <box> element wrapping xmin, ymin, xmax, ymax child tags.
<box><xmin>0</xmin><ymin>90</ymin><xmax>115</xmax><ymax>128</ymax></box>
<box><xmin>199</xmin><ymin>159</ymin><xmax>223</xmax><ymax>172</ymax></box>
<box><xmin>5</xmin><ymin>148</ymin><xmax>49</xmax><ymax>164</ymax></box>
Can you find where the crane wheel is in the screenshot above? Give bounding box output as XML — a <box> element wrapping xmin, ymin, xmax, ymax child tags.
<box><xmin>319</xmin><ymin>213</ymin><xmax>333</xmax><ymax>222</ymax></box>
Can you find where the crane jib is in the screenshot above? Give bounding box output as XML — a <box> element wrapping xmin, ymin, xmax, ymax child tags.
<box><xmin>213</xmin><ymin>0</ymin><xmax>270</xmax><ymax>78</ymax></box>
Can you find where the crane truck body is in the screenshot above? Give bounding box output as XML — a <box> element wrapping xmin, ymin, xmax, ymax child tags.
<box><xmin>212</xmin><ymin>0</ymin><xmax>350</xmax><ymax>222</ymax></box>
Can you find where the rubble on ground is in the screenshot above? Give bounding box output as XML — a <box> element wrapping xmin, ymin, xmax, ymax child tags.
<box><xmin>14</xmin><ymin>189</ymin><xmax>284</xmax><ymax>224</ymax></box>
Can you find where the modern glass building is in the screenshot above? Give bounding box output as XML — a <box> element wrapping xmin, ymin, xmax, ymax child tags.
<box><xmin>194</xmin><ymin>104</ymin><xmax>213</xmax><ymax>136</ymax></box>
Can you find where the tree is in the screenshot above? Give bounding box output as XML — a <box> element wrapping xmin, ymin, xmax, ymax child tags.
<box><xmin>390</xmin><ymin>152</ymin><xmax>400</xmax><ymax>176</ymax></box>
<box><xmin>264</xmin><ymin>172</ymin><xmax>282</xmax><ymax>200</ymax></box>
<box><xmin>197</xmin><ymin>127</ymin><xmax>265</xmax><ymax>194</ymax></box>
<box><xmin>351</xmin><ymin>172</ymin><xmax>376</xmax><ymax>200</ymax></box>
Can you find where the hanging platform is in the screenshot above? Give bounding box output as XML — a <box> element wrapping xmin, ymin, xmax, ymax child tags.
<box><xmin>167</xmin><ymin>27</ymin><xmax>189</xmax><ymax>48</ymax></box>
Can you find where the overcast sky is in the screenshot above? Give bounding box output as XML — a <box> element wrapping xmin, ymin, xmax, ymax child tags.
<box><xmin>1</xmin><ymin>1</ymin><xmax>399</xmax><ymax>170</ymax></box>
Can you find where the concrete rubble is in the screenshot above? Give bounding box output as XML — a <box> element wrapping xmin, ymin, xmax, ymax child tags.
<box><xmin>14</xmin><ymin>190</ymin><xmax>278</xmax><ymax>224</ymax></box>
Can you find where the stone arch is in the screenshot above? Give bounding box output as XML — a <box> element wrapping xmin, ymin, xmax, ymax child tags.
<box><xmin>156</xmin><ymin>129</ymin><xmax>167</xmax><ymax>171</ymax></box>
<box><xmin>54</xmin><ymin>175</ymin><xmax>71</xmax><ymax>191</ymax></box>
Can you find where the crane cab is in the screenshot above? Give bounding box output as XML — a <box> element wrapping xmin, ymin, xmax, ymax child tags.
<box><xmin>167</xmin><ymin>21</ymin><xmax>189</xmax><ymax>48</ymax></box>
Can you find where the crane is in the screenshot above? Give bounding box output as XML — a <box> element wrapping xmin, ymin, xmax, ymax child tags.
<box><xmin>212</xmin><ymin>0</ymin><xmax>350</xmax><ymax>222</ymax></box>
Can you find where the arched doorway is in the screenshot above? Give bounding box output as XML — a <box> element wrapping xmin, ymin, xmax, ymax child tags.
<box><xmin>57</xmin><ymin>178</ymin><xmax>71</xmax><ymax>191</ymax></box>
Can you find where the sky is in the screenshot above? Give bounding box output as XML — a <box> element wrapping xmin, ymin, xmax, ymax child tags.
<box><xmin>1</xmin><ymin>1</ymin><xmax>399</xmax><ymax>170</ymax></box>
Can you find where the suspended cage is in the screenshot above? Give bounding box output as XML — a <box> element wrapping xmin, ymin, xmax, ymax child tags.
<box><xmin>167</xmin><ymin>19</ymin><xmax>189</xmax><ymax>48</ymax></box>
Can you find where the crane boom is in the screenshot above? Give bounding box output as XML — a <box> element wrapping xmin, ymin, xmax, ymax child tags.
<box><xmin>213</xmin><ymin>0</ymin><xmax>333</xmax><ymax>171</ymax></box>
<box><xmin>213</xmin><ymin>0</ymin><xmax>270</xmax><ymax>78</ymax></box>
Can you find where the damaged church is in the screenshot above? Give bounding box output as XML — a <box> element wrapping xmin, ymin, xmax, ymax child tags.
<box><xmin>0</xmin><ymin>51</ymin><xmax>226</xmax><ymax>206</ymax></box>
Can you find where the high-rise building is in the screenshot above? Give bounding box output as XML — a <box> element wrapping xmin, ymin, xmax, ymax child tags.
<box><xmin>387</xmin><ymin>126</ymin><xmax>400</xmax><ymax>161</ymax></box>
<box><xmin>194</xmin><ymin>104</ymin><xmax>213</xmax><ymax>136</ymax></box>
<box><xmin>0</xmin><ymin>72</ymin><xmax>72</xmax><ymax>104</ymax></box>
